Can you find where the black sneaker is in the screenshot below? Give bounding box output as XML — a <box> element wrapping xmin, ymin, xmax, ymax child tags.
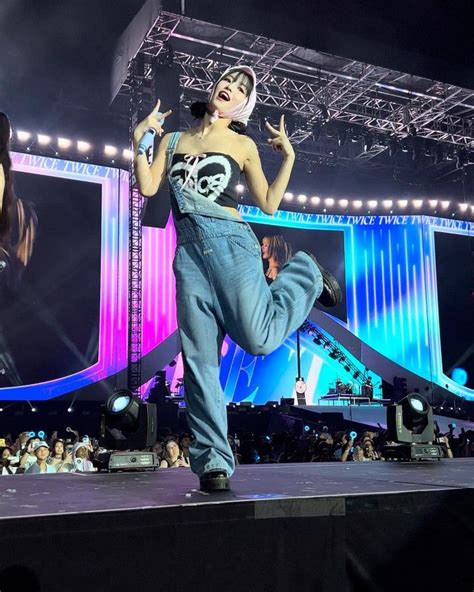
<box><xmin>199</xmin><ymin>471</ymin><xmax>230</xmax><ymax>492</ymax></box>
<box><xmin>303</xmin><ymin>251</ymin><xmax>342</xmax><ymax>308</ymax></box>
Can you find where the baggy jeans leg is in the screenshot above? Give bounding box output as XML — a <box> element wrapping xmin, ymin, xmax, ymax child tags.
<box><xmin>208</xmin><ymin>232</ymin><xmax>323</xmax><ymax>356</ymax></box>
<box><xmin>174</xmin><ymin>244</ymin><xmax>235</xmax><ymax>478</ymax></box>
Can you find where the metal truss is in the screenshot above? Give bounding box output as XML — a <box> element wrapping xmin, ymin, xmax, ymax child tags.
<box><xmin>118</xmin><ymin>11</ymin><xmax>474</xmax><ymax>156</ymax></box>
<box><xmin>127</xmin><ymin>59</ymin><xmax>144</xmax><ymax>395</ymax></box>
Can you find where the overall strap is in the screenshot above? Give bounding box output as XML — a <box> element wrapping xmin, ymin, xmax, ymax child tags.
<box><xmin>166</xmin><ymin>131</ymin><xmax>182</xmax><ymax>172</ymax></box>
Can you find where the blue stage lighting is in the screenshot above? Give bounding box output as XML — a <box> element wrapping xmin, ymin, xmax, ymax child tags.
<box><xmin>451</xmin><ymin>368</ymin><xmax>468</xmax><ymax>386</ymax></box>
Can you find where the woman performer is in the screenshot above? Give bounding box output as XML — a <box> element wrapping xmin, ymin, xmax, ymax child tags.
<box><xmin>133</xmin><ymin>66</ymin><xmax>341</xmax><ymax>491</ymax></box>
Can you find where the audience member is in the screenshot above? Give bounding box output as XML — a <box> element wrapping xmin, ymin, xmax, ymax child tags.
<box><xmin>24</xmin><ymin>442</ymin><xmax>57</xmax><ymax>474</ymax></box>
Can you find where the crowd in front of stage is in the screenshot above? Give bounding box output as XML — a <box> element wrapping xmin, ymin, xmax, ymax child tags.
<box><xmin>0</xmin><ymin>423</ymin><xmax>472</xmax><ymax>475</ymax></box>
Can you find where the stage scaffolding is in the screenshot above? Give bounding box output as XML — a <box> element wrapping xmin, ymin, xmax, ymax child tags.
<box><xmin>122</xmin><ymin>10</ymin><xmax>474</xmax><ymax>392</ymax></box>
<box><xmin>120</xmin><ymin>10</ymin><xmax>474</xmax><ymax>155</ymax></box>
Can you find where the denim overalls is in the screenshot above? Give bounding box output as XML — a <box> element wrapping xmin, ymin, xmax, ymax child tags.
<box><xmin>166</xmin><ymin>131</ymin><xmax>322</xmax><ymax>477</ymax></box>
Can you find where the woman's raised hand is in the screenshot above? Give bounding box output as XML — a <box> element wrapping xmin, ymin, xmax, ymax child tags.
<box><xmin>265</xmin><ymin>115</ymin><xmax>295</xmax><ymax>159</ymax></box>
<box><xmin>133</xmin><ymin>99</ymin><xmax>173</xmax><ymax>144</ymax></box>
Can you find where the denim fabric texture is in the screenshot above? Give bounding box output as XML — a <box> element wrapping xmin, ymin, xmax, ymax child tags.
<box><xmin>166</xmin><ymin>132</ymin><xmax>323</xmax><ymax>477</ymax></box>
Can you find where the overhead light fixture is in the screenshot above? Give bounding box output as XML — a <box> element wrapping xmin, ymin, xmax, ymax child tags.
<box><xmin>104</xmin><ymin>145</ymin><xmax>118</xmax><ymax>157</ymax></box>
<box><xmin>383</xmin><ymin>200</ymin><xmax>393</xmax><ymax>209</ymax></box>
<box><xmin>368</xmin><ymin>200</ymin><xmax>378</xmax><ymax>209</ymax></box>
<box><xmin>440</xmin><ymin>200</ymin><xmax>450</xmax><ymax>210</ymax></box>
<box><xmin>77</xmin><ymin>140</ymin><xmax>91</xmax><ymax>153</ymax></box>
<box><xmin>58</xmin><ymin>137</ymin><xmax>72</xmax><ymax>149</ymax></box>
<box><xmin>236</xmin><ymin>183</ymin><xmax>245</xmax><ymax>193</ymax></box>
<box><xmin>123</xmin><ymin>148</ymin><xmax>133</xmax><ymax>159</ymax></box>
<box><xmin>37</xmin><ymin>134</ymin><xmax>51</xmax><ymax>145</ymax></box>
<box><xmin>324</xmin><ymin>197</ymin><xmax>335</xmax><ymax>206</ymax></box>
<box><xmin>283</xmin><ymin>192</ymin><xmax>294</xmax><ymax>201</ymax></box>
<box><xmin>310</xmin><ymin>196</ymin><xmax>321</xmax><ymax>205</ymax></box>
<box><xmin>339</xmin><ymin>199</ymin><xmax>348</xmax><ymax>208</ymax></box>
<box><xmin>428</xmin><ymin>199</ymin><xmax>438</xmax><ymax>208</ymax></box>
<box><xmin>398</xmin><ymin>199</ymin><xmax>408</xmax><ymax>208</ymax></box>
<box><xmin>297</xmin><ymin>194</ymin><xmax>307</xmax><ymax>203</ymax></box>
<box><xmin>412</xmin><ymin>200</ymin><xmax>423</xmax><ymax>209</ymax></box>
<box><xmin>17</xmin><ymin>130</ymin><xmax>32</xmax><ymax>142</ymax></box>
<box><xmin>353</xmin><ymin>200</ymin><xmax>363</xmax><ymax>209</ymax></box>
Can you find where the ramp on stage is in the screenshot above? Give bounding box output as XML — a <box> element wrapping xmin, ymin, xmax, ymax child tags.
<box><xmin>1</xmin><ymin>460</ymin><xmax>473</xmax><ymax>592</ymax></box>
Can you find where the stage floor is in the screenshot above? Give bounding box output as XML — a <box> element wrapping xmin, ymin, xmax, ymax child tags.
<box><xmin>1</xmin><ymin>460</ymin><xmax>473</xmax><ymax>592</ymax></box>
<box><xmin>1</xmin><ymin>458</ymin><xmax>473</xmax><ymax>520</ymax></box>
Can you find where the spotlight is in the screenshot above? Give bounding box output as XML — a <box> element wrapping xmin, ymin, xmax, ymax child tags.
<box><xmin>459</xmin><ymin>203</ymin><xmax>469</xmax><ymax>213</ymax></box>
<box><xmin>428</xmin><ymin>199</ymin><xmax>438</xmax><ymax>208</ymax></box>
<box><xmin>412</xmin><ymin>199</ymin><xmax>423</xmax><ymax>209</ymax></box>
<box><xmin>339</xmin><ymin>199</ymin><xmax>348</xmax><ymax>208</ymax></box>
<box><xmin>236</xmin><ymin>183</ymin><xmax>245</xmax><ymax>194</ymax></box>
<box><xmin>313</xmin><ymin>336</ymin><xmax>323</xmax><ymax>345</ymax></box>
<box><xmin>383</xmin><ymin>200</ymin><xmax>393</xmax><ymax>209</ymax></box>
<box><xmin>67</xmin><ymin>407</ymin><xmax>73</xmax><ymax>413</ymax></box>
<box><xmin>310</xmin><ymin>196</ymin><xmax>321</xmax><ymax>205</ymax></box>
<box><xmin>353</xmin><ymin>200</ymin><xmax>363</xmax><ymax>209</ymax></box>
<box><xmin>329</xmin><ymin>349</ymin><xmax>339</xmax><ymax>360</ymax></box>
<box><xmin>440</xmin><ymin>200</ymin><xmax>450</xmax><ymax>210</ymax></box>
<box><xmin>324</xmin><ymin>197</ymin><xmax>335</xmax><ymax>207</ymax></box>
<box><xmin>368</xmin><ymin>200</ymin><xmax>378</xmax><ymax>209</ymax></box>
<box><xmin>77</xmin><ymin>140</ymin><xmax>91</xmax><ymax>153</ymax></box>
<box><xmin>101</xmin><ymin>389</ymin><xmax>157</xmax><ymax>450</ymax></box>
<box><xmin>123</xmin><ymin>148</ymin><xmax>133</xmax><ymax>159</ymax></box>
<box><xmin>31</xmin><ymin>407</ymin><xmax>37</xmax><ymax>413</ymax></box>
<box><xmin>384</xmin><ymin>393</ymin><xmax>442</xmax><ymax>460</ymax></box>
<box><xmin>446</xmin><ymin>146</ymin><xmax>455</xmax><ymax>161</ymax></box>
<box><xmin>353</xmin><ymin>370</ymin><xmax>361</xmax><ymax>380</ymax></box>
<box><xmin>350</xmin><ymin>129</ymin><xmax>359</xmax><ymax>143</ymax></box>
<box><xmin>17</xmin><ymin>130</ymin><xmax>31</xmax><ymax>142</ymax></box>
<box><xmin>297</xmin><ymin>194</ymin><xmax>307</xmax><ymax>203</ymax></box>
<box><xmin>398</xmin><ymin>199</ymin><xmax>408</xmax><ymax>208</ymax></box>
<box><xmin>284</xmin><ymin>192</ymin><xmax>294</xmax><ymax>201</ymax></box>
<box><xmin>104</xmin><ymin>145</ymin><xmax>118</xmax><ymax>157</ymax></box>
<box><xmin>58</xmin><ymin>137</ymin><xmax>72</xmax><ymax>149</ymax></box>
<box><xmin>37</xmin><ymin>134</ymin><xmax>51</xmax><ymax>145</ymax></box>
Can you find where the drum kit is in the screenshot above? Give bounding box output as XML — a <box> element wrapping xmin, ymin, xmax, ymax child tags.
<box><xmin>330</xmin><ymin>378</ymin><xmax>355</xmax><ymax>395</ymax></box>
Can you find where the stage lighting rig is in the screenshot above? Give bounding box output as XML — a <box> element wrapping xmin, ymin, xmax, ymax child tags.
<box><xmin>384</xmin><ymin>393</ymin><xmax>443</xmax><ymax>461</ymax></box>
<box><xmin>101</xmin><ymin>389</ymin><xmax>157</xmax><ymax>451</ymax></box>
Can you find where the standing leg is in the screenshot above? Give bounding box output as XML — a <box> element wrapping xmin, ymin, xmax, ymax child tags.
<box><xmin>174</xmin><ymin>243</ymin><xmax>234</xmax><ymax>479</ymax></box>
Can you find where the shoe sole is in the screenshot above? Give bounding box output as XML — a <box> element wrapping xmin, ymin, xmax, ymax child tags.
<box><xmin>318</xmin><ymin>268</ymin><xmax>343</xmax><ymax>307</ymax></box>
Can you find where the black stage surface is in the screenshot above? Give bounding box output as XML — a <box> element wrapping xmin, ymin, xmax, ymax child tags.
<box><xmin>1</xmin><ymin>460</ymin><xmax>473</xmax><ymax>591</ymax></box>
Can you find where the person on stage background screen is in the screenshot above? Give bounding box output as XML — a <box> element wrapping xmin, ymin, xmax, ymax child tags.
<box><xmin>133</xmin><ymin>65</ymin><xmax>342</xmax><ymax>491</ymax></box>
